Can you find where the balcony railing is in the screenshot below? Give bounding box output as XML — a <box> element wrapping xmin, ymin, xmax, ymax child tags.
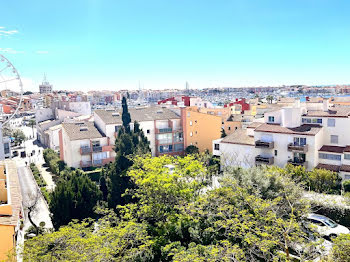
<box><xmin>102</xmin><ymin>145</ymin><xmax>114</xmax><ymax>152</ymax></box>
<box><xmin>80</xmin><ymin>147</ymin><xmax>92</xmax><ymax>155</ymax></box>
<box><xmin>255</xmin><ymin>140</ymin><xmax>274</xmax><ymax>149</ymax></box>
<box><xmin>288</xmin><ymin>159</ymin><xmax>308</xmax><ymax>169</ymax></box>
<box><xmin>93</xmin><ymin>159</ymin><xmax>103</xmax><ymax>166</ymax></box>
<box><xmin>92</xmin><ymin>146</ymin><xmax>102</xmax><ymax>152</ymax></box>
<box><xmin>157</xmin><ymin>127</ymin><xmax>173</xmax><ymax>133</ymax></box>
<box><xmin>255</xmin><ymin>155</ymin><xmax>274</xmax><ymax>165</ymax></box>
<box><xmin>80</xmin><ymin>161</ymin><xmax>92</xmax><ymax>168</ymax></box>
<box><xmin>288</xmin><ymin>143</ymin><xmax>308</xmax><ymax>153</ymax></box>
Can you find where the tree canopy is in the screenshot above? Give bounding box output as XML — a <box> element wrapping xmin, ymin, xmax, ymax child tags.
<box><xmin>25</xmin><ymin>156</ymin><xmax>330</xmax><ymax>261</ymax></box>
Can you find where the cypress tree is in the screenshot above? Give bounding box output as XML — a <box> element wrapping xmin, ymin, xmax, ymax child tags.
<box><xmin>122</xmin><ymin>96</ymin><xmax>131</xmax><ymax>133</ymax></box>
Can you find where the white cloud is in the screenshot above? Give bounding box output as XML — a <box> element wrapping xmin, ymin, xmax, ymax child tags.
<box><xmin>0</xmin><ymin>48</ymin><xmax>24</xmax><ymax>54</ymax></box>
<box><xmin>35</xmin><ymin>50</ymin><xmax>49</xmax><ymax>54</ymax></box>
<box><xmin>0</xmin><ymin>27</ymin><xmax>19</xmax><ymax>36</ymax></box>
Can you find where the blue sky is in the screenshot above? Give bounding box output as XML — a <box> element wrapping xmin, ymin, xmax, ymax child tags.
<box><xmin>1</xmin><ymin>0</ymin><xmax>350</xmax><ymax>91</ymax></box>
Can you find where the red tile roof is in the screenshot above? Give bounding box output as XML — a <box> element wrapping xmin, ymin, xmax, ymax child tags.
<box><xmin>340</xmin><ymin>165</ymin><xmax>350</xmax><ymax>172</ymax></box>
<box><xmin>319</xmin><ymin>145</ymin><xmax>346</xmax><ymax>153</ymax></box>
<box><xmin>316</xmin><ymin>163</ymin><xmax>340</xmax><ymax>172</ymax></box>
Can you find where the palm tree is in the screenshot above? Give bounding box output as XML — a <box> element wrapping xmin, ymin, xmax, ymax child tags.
<box><xmin>266</xmin><ymin>95</ymin><xmax>274</xmax><ymax>104</ymax></box>
<box><xmin>29</xmin><ymin>119</ymin><xmax>36</xmax><ymax>138</ymax></box>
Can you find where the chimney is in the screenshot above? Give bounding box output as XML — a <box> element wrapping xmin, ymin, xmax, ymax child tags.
<box><xmin>323</xmin><ymin>99</ymin><xmax>329</xmax><ymax>112</ymax></box>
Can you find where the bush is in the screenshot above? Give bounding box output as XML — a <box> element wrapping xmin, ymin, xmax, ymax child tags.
<box><xmin>313</xmin><ymin>204</ymin><xmax>350</xmax><ymax>228</ymax></box>
<box><xmin>343</xmin><ymin>180</ymin><xmax>350</xmax><ymax>192</ymax></box>
<box><xmin>85</xmin><ymin>169</ymin><xmax>102</xmax><ymax>182</ymax></box>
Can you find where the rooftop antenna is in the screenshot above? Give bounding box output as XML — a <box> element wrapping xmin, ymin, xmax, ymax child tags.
<box><xmin>43</xmin><ymin>73</ymin><xmax>48</xmax><ymax>84</ymax></box>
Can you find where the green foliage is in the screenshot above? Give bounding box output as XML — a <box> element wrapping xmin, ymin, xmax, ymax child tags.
<box><xmin>307</xmin><ymin>168</ymin><xmax>341</xmax><ymax>194</ymax></box>
<box><xmin>220</xmin><ymin>128</ymin><xmax>227</xmax><ymax>138</ymax></box>
<box><xmin>283</xmin><ymin>164</ymin><xmax>341</xmax><ymax>194</ymax></box>
<box><xmin>12</xmin><ymin>129</ymin><xmax>26</xmax><ymax>146</ymax></box>
<box><xmin>84</xmin><ymin>168</ymin><xmax>101</xmax><ymax>182</ymax></box>
<box><xmin>106</xmin><ymin>103</ymin><xmax>151</xmax><ymax>209</ymax></box>
<box><xmin>122</xmin><ymin>96</ymin><xmax>131</xmax><ymax>133</ymax></box>
<box><xmin>24</xmin><ymin>159</ymin><xmax>319</xmax><ymax>261</ymax></box>
<box><xmin>43</xmin><ymin>148</ymin><xmax>66</xmax><ymax>175</ymax></box>
<box><xmin>29</xmin><ymin>163</ymin><xmax>52</xmax><ymax>204</ymax></box>
<box><xmin>343</xmin><ymin>180</ymin><xmax>350</xmax><ymax>192</ymax></box>
<box><xmin>23</xmin><ymin>217</ymin><xmax>154</xmax><ymax>262</ymax></box>
<box><xmin>329</xmin><ymin>234</ymin><xmax>350</xmax><ymax>262</ymax></box>
<box><xmin>49</xmin><ymin>170</ymin><xmax>102</xmax><ymax>229</ymax></box>
<box><xmin>185</xmin><ymin>145</ymin><xmax>199</xmax><ymax>155</ymax></box>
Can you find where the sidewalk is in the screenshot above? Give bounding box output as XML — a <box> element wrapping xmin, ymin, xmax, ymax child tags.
<box><xmin>37</xmin><ymin>163</ymin><xmax>56</xmax><ymax>192</ymax></box>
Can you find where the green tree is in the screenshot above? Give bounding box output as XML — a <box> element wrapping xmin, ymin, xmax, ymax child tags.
<box><xmin>12</xmin><ymin>129</ymin><xmax>26</xmax><ymax>146</ymax></box>
<box><xmin>99</xmin><ymin>174</ymin><xmax>108</xmax><ymax>201</ymax></box>
<box><xmin>328</xmin><ymin>234</ymin><xmax>350</xmax><ymax>262</ymax></box>
<box><xmin>23</xmin><ymin>217</ymin><xmax>154</xmax><ymax>262</ymax></box>
<box><xmin>220</xmin><ymin>128</ymin><xmax>227</xmax><ymax>138</ymax></box>
<box><xmin>28</xmin><ymin>119</ymin><xmax>36</xmax><ymax>138</ymax></box>
<box><xmin>121</xmin><ymin>96</ymin><xmax>131</xmax><ymax>133</ymax></box>
<box><xmin>23</xmin><ymin>91</ymin><xmax>33</xmax><ymax>95</ymax></box>
<box><xmin>307</xmin><ymin>168</ymin><xmax>341</xmax><ymax>193</ymax></box>
<box><xmin>49</xmin><ymin>170</ymin><xmax>102</xmax><ymax>229</ymax></box>
<box><xmin>185</xmin><ymin>145</ymin><xmax>199</xmax><ymax>155</ymax></box>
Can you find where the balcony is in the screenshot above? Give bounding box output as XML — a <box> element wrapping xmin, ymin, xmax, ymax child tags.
<box><xmin>156</xmin><ymin>127</ymin><xmax>173</xmax><ymax>133</ymax></box>
<box><xmin>80</xmin><ymin>161</ymin><xmax>92</xmax><ymax>168</ymax></box>
<box><xmin>92</xmin><ymin>146</ymin><xmax>102</xmax><ymax>152</ymax></box>
<box><xmin>93</xmin><ymin>159</ymin><xmax>103</xmax><ymax>166</ymax></box>
<box><xmin>102</xmin><ymin>157</ymin><xmax>115</xmax><ymax>165</ymax></box>
<box><xmin>255</xmin><ymin>155</ymin><xmax>274</xmax><ymax>165</ymax></box>
<box><xmin>288</xmin><ymin>143</ymin><xmax>308</xmax><ymax>153</ymax></box>
<box><xmin>80</xmin><ymin>146</ymin><xmax>92</xmax><ymax>155</ymax></box>
<box><xmin>288</xmin><ymin>159</ymin><xmax>308</xmax><ymax>169</ymax></box>
<box><xmin>102</xmin><ymin>145</ymin><xmax>114</xmax><ymax>152</ymax></box>
<box><xmin>255</xmin><ymin>140</ymin><xmax>274</xmax><ymax>149</ymax></box>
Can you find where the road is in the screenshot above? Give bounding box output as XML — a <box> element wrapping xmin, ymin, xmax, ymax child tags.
<box><xmin>13</xmin><ymin>126</ymin><xmax>53</xmax><ymax>232</ymax></box>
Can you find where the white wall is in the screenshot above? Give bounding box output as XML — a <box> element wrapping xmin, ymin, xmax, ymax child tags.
<box><xmin>36</xmin><ymin>108</ymin><xmax>54</xmax><ymax>124</ymax></box>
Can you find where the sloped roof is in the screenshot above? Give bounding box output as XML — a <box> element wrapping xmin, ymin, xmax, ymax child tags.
<box><xmin>221</xmin><ymin>129</ymin><xmax>254</xmax><ymax>146</ymax></box>
<box><xmin>254</xmin><ymin>123</ymin><xmax>322</xmax><ymax>136</ymax></box>
<box><xmin>305</xmin><ymin>107</ymin><xmax>350</xmax><ymax>118</ymax></box>
<box><xmin>62</xmin><ymin>122</ymin><xmax>103</xmax><ymax>141</ymax></box>
<box><xmin>319</xmin><ymin>145</ymin><xmax>345</xmax><ymax>153</ymax></box>
<box><xmin>95</xmin><ymin>107</ymin><xmax>180</xmax><ymax>125</ymax></box>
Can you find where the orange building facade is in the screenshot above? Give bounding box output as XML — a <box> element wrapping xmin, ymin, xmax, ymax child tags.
<box><xmin>182</xmin><ymin>107</ymin><xmax>222</xmax><ymax>152</ymax></box>
<box><xmin>0</xmin><ymin>161</ymin><xmax>22</xmax><ymax>261</ymax></box>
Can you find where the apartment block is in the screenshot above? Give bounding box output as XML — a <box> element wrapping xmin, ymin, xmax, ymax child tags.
<box><xmin>213</xmin><ymin>100</ymin><xmax>350</xmax><ymax>180</ymax></box>
<box><xmin>94</xmin><ymin>107</ymin><xmax>184</xmax><ymax>157</ymax></box>
<box><xmin>59</xmin><ymin>122</ymin><xmax>114</xmax><ymax>169</ymax></box>
<box><xmin>182</xmin><ymin>107</ymin><xmax>222</xmax><ymax>152</ymax></box>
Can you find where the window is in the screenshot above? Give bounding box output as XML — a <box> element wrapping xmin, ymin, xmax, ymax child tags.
<box><xmin>195</xmin><ymin>120</ymin><xmax>197</xmax><ymax>123</ymax></box>
<box><xmin>294</xmin><ymin>137</ymin><xmax>306</xmax><ymax>146</ymax></box>
<box><xmin>268</xmin><ymin>116</ymin><xmax>275</xmax><ymax>123</ymax></box>
<box><xmin>311</xmin><ymin>118</ymin><xmax>322</xmax><ymax>124</ymax></box>
<box><xmin>235</xmin><ymin>127</ymin><xmax>238</xmax><ymax>130</ymax></box>
<box><xmin>228</xmin><ymin>127</ymin><xmax>231</xmax><ymax>131</ymax></box>
<box><xmin>331</xmin><ymin>135</ymin><xmax>338</xmax><ymax>144</ymax></box>
<box><xmin>344</xmin><ymin>154</ymin><xmax>350</xmax><ymax>160</ymax></box>
<box><xmin>147</xmin><ymin>129</ymin><xmax>150</xmax><ymax>134</ymax></box>
<box><xmin>115</xmin><ymin>125</ymin><xmax>121</xmax><ymax>132</ymax></box>
<box><xmin>190</xmin><ymin>121</ymin><xmax>193</xmax><ymax>126</ymax></box>
<box><xmin>190</xmin><ymin>132</ymin><xmax>193</xmax><ymax>137</ymax></box>
<box><xmin>195</xmin><ymin>131</ymin><xmax>197</xmax><ymax>134</ymax></box>
<box><xmin>319</xmin><ymin>153</ymin><xmax>341</xmax><ymax>161</ymax></box>
<box><xmin>327</xmin><ymin>118</ymin><xmax>335</xmax><ymax>127</ymax></box>
<box><xmin>157</xmin><ymin>133</ymin><xmax>172</xmax><ymax>144</ymax></box>
<box><xmin>302</xmin><ymin>118</ymin><xmax>311</xmax><ymax>124</ymax></box>
<box><xmin>344</xmin><ymin>174</ymin><xmax>350</xmax><ymax>180</ymax></box>
<box><xmin>274</xmin><ymin>150</ymin><xmax>277</xmax><ymax>156</ymax></box>
<box><xmin>187</xmin><ymin>112</ymin><xmax>190</xmax><ymax>117</ymax></box>
<box><xmin>214</xmin><ymin>144</ymin><xmax>220</xmax><ymax>150</ymax></box>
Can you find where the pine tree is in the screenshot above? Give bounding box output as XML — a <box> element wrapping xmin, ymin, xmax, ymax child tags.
<box><xmin>99</xmin><ymin>174</ymin><xmax>108</xmax><ymax>201</ymax></box>
<box><xmin>122</xmin><ymin>96</ymin><xmax>131</xmax><ymax>133</ymax></box>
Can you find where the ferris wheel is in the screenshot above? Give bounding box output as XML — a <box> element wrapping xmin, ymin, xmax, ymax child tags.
<box><xmin>0</xmin><ymin>54</ymin><xmax>23</xmax><ymax>126</ymax></box>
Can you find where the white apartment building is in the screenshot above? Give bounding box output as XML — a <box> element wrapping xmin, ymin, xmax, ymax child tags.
<box><xmin>59</xmin><ymin>122</ymin><xmax>114</xmax><ymax>168</ymax></box>
<box><xmin>213</xmin><ymin>100</ymin><xmax>350</xmax><ymax>180</ymax></box>
<box><xmin>94</xmin><ymin>107</ymin><xmax>184</xmax><ymax>157</ymax></box>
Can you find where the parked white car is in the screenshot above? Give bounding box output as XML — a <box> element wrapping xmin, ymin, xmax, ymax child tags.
<box><xmin>306</xmin><ymin>214</ymin><xmax>350</xmax><ymax>239</ymax></box>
